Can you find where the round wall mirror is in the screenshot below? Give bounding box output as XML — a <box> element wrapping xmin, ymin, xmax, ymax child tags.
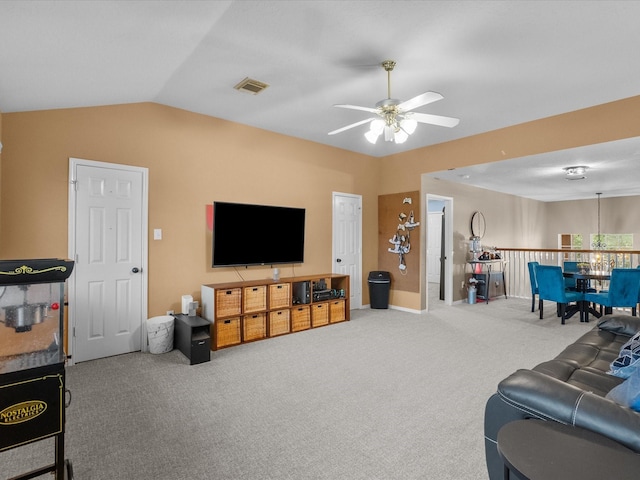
<box><xmin>470</xmin><ymin>211</ymin><xmax>486</xmax><ymax>239</ymax></box>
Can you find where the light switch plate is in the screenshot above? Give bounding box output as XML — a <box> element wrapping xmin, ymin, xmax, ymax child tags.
<box><xmin>153</xmin><ymin>228</ymin><xmax>162</xmax><ymax>240</ymax></box>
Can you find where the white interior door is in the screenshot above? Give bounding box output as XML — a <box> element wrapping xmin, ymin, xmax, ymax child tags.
<box><xmin>427</xmin><ymin>212</ymin><xmax>442</xmax><ymax>283</ymax></box>
<box><xmin>68</xmin><ymin>158</ymin><xmax>148</xmax><ymax>363</ymax></box>
<box><xmin>332</xmin><ymin>192</ymin><xmax>362</xmax><ymax>309</ymax></box>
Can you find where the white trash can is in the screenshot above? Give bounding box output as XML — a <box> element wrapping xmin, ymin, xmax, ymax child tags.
<box><xmin>468</xmin><ymin>285</ymin><xmax>477</xmax><ymax>304</ymax></box>
<box><xmin>147</xmin><ymin>315</ymin><xmax>174</xmax><ymax>354</ymax></box>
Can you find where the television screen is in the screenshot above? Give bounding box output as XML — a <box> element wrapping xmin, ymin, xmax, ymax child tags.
<box><xmin>212</xmin><ymin>201</ymin><xmax>305</xmax><ymax>267</ymax></box>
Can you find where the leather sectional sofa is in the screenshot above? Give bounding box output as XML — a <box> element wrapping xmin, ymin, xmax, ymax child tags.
<box><xmin>484</xmin><ymin>315</ymin><xmax>640</xmax><ymax>479</ymax></box>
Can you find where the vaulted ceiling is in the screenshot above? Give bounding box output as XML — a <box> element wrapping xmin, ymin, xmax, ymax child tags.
<box><xmin>2</xmin><ymin>1</ymin><xmax>640</xmax><ymax>200</ymax></box>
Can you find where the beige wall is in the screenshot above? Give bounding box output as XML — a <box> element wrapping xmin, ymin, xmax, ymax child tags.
<box><xmin>379</xmin><ymin>95</ymin><xmax>640</xmax><ymax>194</ymax></box>
<box><xmin>545</xmin><ymin>196</ymin><xmax>640</xmax><ymax>249</ymax></box>
<box><xmin>0</xmin><ymin>103</ymin><xmax>379</xmax><ymax>316</ymax></box>
<box><xmin>421</xmin><ymin>179</ymin><xmax>640</xmax><ymax>307</ymax></box>
<box><xmin>2</xmin><ymin>96</ymin><xmax>640</xmax><ymax>314</ymax></box>
<box><xmin>381</xmin><ymin>95</ymin><xmax>640</xmax><ymax>309</ymax></box>
<box><xmin>422</xmin><ymin>177</ymin><xmax>547</xmax><ymax>307</ymax></box>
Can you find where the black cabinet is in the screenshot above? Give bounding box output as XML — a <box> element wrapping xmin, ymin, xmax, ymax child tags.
<box><xmin>173</xmin><ymin>314</ymin><xmax>211</xmax><ymax>365</ymax></box>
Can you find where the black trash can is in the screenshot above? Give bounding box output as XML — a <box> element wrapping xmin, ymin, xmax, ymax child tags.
<box><xmin>368</xmin><ymin>271</ymin><xmax>391</xmax><ymax>309</ymax></box>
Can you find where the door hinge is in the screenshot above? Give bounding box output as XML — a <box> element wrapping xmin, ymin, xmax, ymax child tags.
<box><xmin>73</xmin><ymin>327</ymin><xmax>76</xmax><ymax>337</ymax></box>
<box><xmin>70</xmin><ymin>179</ymin><xmax>78</xmax><ymax>191</ymax></box>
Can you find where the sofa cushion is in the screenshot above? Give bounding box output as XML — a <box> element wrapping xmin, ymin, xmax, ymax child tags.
<box><xmin>598</xmin><ymin>315</ymin><xmax>640</xmax><ymax>337</ymax></box>
<box><xmin>562</xmin><ymin>328</ymin><xmax>629</xmax><ymax>362</ymax></box>
<box><xmin>529</xmin><ymin>326</ymin><xmax>630</xmax><ymax>395</ymax></box>
<box><xmin>610</xmin><ymin>331</ymin><xmax>640</xmax><ymax>379</ymax></box>
<box><xmin>532</xmin><ymin>359</ymin><xmax>622</xmax><ymax>396</ymax></box>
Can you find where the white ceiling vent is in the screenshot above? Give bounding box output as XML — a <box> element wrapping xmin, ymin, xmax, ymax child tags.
<box><xmin>234</xmin><ymin>77</ymin><xmax>269</xmax><ymax>95</ymax></box>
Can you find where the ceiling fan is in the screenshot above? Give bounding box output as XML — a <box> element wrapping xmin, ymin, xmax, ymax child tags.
<box><xmin>328</xmin><ymin>60</ymin><xmax>459</xmax><ymax>144</ymax></box>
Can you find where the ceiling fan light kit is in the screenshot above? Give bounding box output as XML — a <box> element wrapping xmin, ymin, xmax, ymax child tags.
<box><xmin>365</xmin><ymin>111</ymin><xmax>417</xmax><ymax>145</ymax></box>
<box><xmin>329</xmin><ymin>60</ymin><xmax>459</xmax><ymax>145</ymax></box>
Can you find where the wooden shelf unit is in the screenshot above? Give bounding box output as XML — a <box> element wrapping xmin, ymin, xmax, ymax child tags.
<box><xmin>201</xmin><ymin>274</ymin><xmax>349</xmax><ymax>350</ymax></box>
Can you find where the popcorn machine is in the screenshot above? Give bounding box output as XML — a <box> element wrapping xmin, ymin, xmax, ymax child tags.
<box><xmin>0</xmin><ymin>258</ymin><xmax>74</xmax><ymax>479</ymax></box>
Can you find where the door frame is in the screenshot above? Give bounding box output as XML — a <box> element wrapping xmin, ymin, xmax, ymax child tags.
<box><xmin>426</xmin><ymin>210</ymin><xmax>443</xmax><ymax>284</ymax></box>
<box><xmin>332</xmin><ymin>192</ymin><xmax>362</xmax><ymax>309</ymax></box>
<box><xmin>67</xmin><ymin>157</ymin><xmax>149</xmax><ymax>365</ymax></box>
<box><xmin>425</xmin><ymin>194</ymin><xmax>454</xmax><ymax>310</ymax></box>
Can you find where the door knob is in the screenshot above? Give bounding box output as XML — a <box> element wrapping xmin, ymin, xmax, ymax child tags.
<box><xmin>336</xmin><ymin>258</ymin><xmax>342</xmax><ymax>263</ymax></box>
<box><xmin>132</xmin><ymin>267</ymin><xmax>140</xmax><ymax>273</ymax></box>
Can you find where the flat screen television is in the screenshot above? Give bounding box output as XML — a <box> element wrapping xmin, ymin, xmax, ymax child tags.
<box><xmin>212</xmin><ymin>201</ymin><xmax>305</xmax><ymax>267</ymax></box>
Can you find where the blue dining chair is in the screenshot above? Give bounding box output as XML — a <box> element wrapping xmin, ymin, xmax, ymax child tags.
<box><xmin>536</xmin><ymin>265</ymin><xmax>584</xmax><ymax>324</ymax></box>
<box><xmin>584</xmin><ymin>268</ymin><xmax>640</xmax><ymax>317</ymax></box>
<box><xmin>563</xmin><ymin>261</ymin><xmax>579</xmax><ymax>291</ymax></box>
<box><xmin>637</xmin><ymin>265</ymin><xmax>640</xmax><ymax>311</ymax></box>
<box><xmin>527</xmin><ymin>261</ymin><xmax>539</xmax><ymax>312</ymax></box>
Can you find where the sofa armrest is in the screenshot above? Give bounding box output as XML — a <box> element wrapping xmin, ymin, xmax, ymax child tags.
<box><xmin>498</xmin><ymin>369</ymin><xmax>640</xmax><ymax>452</ymax></box>
<box><xmin>598</xmin><ymin>315</ymin><xmax>640</xmax><ymax>337</ymax></box>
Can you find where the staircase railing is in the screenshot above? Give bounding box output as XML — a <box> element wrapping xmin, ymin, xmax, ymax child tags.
<box><xmin>496</xmin><ymin>248</ymin><xmax>640</xmax><ymax>300</ymax></box>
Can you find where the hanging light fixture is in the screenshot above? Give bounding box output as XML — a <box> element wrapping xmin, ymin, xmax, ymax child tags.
<box><xmin>364</xmin><ymin>110</ymin><xmax>416</xmax><ymax>144</ymax></box>
<box><xmin>364</xmin><ymin>62</ymin><xmax>412</xmax><ymax>145</ymax></box>
<box><xmin>592</xmin><ymin>192</ymin><xmax>606</xmax><ymax>250</ymax></box>
<box><xmin>329</xmin><ymin>59</ymin><xmax>459</xmax><ymax>145</ymax></box>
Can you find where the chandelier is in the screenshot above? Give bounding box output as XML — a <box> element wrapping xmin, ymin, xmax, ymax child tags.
<box><xmin>592</xmin><ymin>192</ymin><xmax>606</xmax><ymax>250</ymax></box>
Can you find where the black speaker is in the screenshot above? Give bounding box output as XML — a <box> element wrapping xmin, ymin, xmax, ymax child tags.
<box><xmin>292</xmin><ymin>281</ymin><xmax>311</xmax><ymax>304</ymax></box>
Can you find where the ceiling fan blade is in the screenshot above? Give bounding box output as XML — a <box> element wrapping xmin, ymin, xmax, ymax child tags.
<box><xmin>333</xmin><ymin>104</ymin><xmax>379</xmax><ymax>114</ymax></box>
<box><xmin>410</xmin><ymin>112</ymin><xmax>460</xmax><ymax>128</ymax></box>
<box><xmin>328</xmin><ymin>117</ymin><xmax>376</xmax><ymax>135</ymax></box>
<box><xmin>397</xmin><ymin>91</ymin><xmax>443</xmax><ymax>112</ymax></box>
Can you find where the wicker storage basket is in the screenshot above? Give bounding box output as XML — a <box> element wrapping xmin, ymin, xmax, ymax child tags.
<box><xmin>311</xmin><ymin>302</ymin><xmax>329</xmax><ymax>327</ymax></box>
<box><xmin>243</xmin><ymin>285</ymin><xmax>267</xmax><ymax>313</ymax></box>
<box><xmin>269</xmin><ymin>309</ymin><xmax>290</xmax><ymax>337</ymax></box>
<box><xmin>216</xmin><ymin>317</ymin><xmax>241</xmax><ymax>348</ymax></box>
<box><xmin>291</xmin><ymin>306</ymin><xmax>311</xmax><ymax>332</ymax></box>
<box><xmin>329</xmin><ymin>299</ymin><xmax>346</xmax><ymax>323</ymax></box>
<box><xmin>269</xmin><ymin>283</ymin><xmax>291</xmax><ymax>309</ymax></box>
<box><xmin>243</xmin><ymin>313</ymin><xmax>267</xmax><ymax>341</ymax></box>
<box><xmin>216</xmin><ymin>288</ymin><xmax>241</xmax><ymax>317</ymax></box>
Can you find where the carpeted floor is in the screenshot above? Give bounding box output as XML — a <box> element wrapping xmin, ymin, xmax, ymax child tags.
<box><xmin>1</xmin><ymin>297</ymin><xmax>594</xmax><ymax>479</ymax></box>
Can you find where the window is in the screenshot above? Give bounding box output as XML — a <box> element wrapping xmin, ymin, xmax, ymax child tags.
<box><xmin>589</xmin><ymin>233</ymin><xmax>634</xmax><ymax>268</ymax></box>
<box><xmin>559</xmin><ymin>234</ymin><xmax>586</xmax><ymax>261</ymax></box>
<box><xmin>559</xmin><ymin>233</ymin><xmax>634</xmax><ymax>267</ymax></box>
<box><xmin>560</xmin><ymin>233</ymin><xmax>582</xmax><ymax>250</ymax></box>
<box><xmin>589</xmin><ymin>233</ymin><xmax>634</xmax><ymax>250</ymax></box>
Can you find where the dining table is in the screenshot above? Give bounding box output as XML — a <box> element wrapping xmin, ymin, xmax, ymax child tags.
<box><xmin>562</xmin><ymin>270</ymin><xmax>611</xmax><ymax>322</ymax></box>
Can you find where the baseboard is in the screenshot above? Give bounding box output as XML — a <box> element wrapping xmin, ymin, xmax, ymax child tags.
<box><xmin>360</xmin><ymin>304</ymin><xmax>422</xmax><ymax>314</ymax></box>
<box><xmin>390</xmin><ymin>304</ymin><xmax>423</xmax><ymax>314</ymax></box>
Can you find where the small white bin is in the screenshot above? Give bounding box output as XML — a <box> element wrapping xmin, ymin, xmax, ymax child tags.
<box><xmin>147</xmin><ymin>315</ymin><xmax>174</xmax><ymax>354</ymax></box>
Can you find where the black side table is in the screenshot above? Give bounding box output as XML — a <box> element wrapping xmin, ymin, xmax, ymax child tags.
<box><xmin>497</xmin><ymin>419</ymin><xmax>640</xmax><ymax>479</ymax></box>
<box><xmin>173</xmin><ymin>314</ymin><xmax>212</xmax><ymax>365</ymax></box>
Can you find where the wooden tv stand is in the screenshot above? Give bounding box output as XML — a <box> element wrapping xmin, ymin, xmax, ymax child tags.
<box><xmin>201</xmin><ymin>274</ymin><xmax>349</xmax><ymax>350</ymax></box>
